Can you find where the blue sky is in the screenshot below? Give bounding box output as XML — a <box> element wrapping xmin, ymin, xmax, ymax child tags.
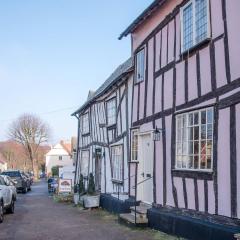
<box><xmin>0</xmin><ymin>0</ymin><xmax>152</xmax><ymax>143</ymax></box>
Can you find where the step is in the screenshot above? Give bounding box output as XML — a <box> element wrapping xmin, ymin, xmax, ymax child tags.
<box><xmin>130</xmin><ymin>205</ymin><xmax>150</xmax><ymax>214</ymax></box>
<box><xmin>119</xmin><ymin>213</ymin><xmax>148</xmax><ymax>224</ymax></box>
<box><xmin>130</xmin><ymin>210</ymin><xmax>147</xmax><ymax>219</ymax></box>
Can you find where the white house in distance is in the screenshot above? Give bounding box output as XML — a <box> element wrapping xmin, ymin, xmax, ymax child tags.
<box><xmin>45</xmin><ymin>140</ymin><xmax>73</xmax><ymax>176</ymax></box>
<box><xmin>0</xmin><ymin>153</ymin><xmax>7</xmax><ymax>173</ymax></box>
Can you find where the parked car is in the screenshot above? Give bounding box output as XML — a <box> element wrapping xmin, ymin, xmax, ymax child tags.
<box><xmin>0</xmin><ymin>175</ymin><xmax>15</xmax><ymax>223</ymax></box>
<box><xmin>22</xmin><ymin>172</ymin><xmax>32</xmax><ymax>190</ymax></box>
<box><xmin>1</xmin><ymin>175</ymin><xmax>17</xmax><ymax>201</ymax></box>
<box><xmin>1</xmin><ymin>170</ymin><xmax>29</xmax><ymax>193</ymax></box>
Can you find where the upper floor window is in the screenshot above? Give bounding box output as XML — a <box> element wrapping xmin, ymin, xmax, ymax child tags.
<box><xmin>181</xmin><ymin>0</ymin><xmax>210</xmax><ymax>52</ymax></box>
<box><xmin>111</xmin><ymin>145</ymin><xmax>123</xmax><ymax>182</ymax></box>
<box><xmin>175</xmin><ymin>108</ymin><xmax>213</xmax><ymax>171</ymax></box>
<box><xmin>131</xmin><ymin>130</ymin><xmax>139</xmax><ymax>161</ymax></box>
<box><xmin>81</xmin><ymin>150</ymin><xmax>89</xmax><ymax>177</ymax></box>
<box><xmin>106</xmin><ymin>98</ymin><xmax>116</xmax><ymax>126</ymax></box>
<box><xmin>135</xmin><ymin>48</ymin><xmax>145</xmax><ymax>83</ymax></box>
<box><xmin>82</xmin><ymin>113</ymin><xmax>89</xmax><ymax>134</ymax></box>
<box><xmin>59</xmin><ymin>156</ymin><xmax>62</xmax><ymax>161</ymax></box>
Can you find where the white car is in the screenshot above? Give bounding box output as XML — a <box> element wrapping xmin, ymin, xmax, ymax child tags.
<box><xmin>1</xmin><ymin>175</ymin><xmax>17</xmax><ymax>201</ymax></box>
<box><xmin>0</xmin><ymin>175</ymin><xmax>15</xmax><ymax>223</ymax></box>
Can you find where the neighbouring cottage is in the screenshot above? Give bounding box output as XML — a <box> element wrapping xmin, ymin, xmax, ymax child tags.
<box><xmin>72</xmin><ymin>58</ymin><xmax>134</xmax><ymax>208</ymax></box>
<box><xmin>118</xmin><ymin>0</ymin><xmax>240</xmax><ymax>239</ymax></box>
<box><xmin>45</xmin><ymin>140</ymin><xmax>73</xmax><ymax>176</ymax></box>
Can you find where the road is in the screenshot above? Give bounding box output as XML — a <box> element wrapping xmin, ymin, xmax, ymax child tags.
<box><xmin>0</xmin><ymin>180</ymin><xmax>179</xmax><ymax>240</ymax></box>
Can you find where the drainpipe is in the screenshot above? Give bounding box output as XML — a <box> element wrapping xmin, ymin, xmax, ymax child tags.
<box><xmin>73</xmin><ymin>114</ymin><xmax>80</xmax><ymax>186</ymax></box>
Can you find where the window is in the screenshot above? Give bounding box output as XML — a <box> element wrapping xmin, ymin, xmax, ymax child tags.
<box><xmin>135</xmin><ymin>49</ymin><xmax>145</xmax><ymax>83</ymax></box>
<box><xmin>106</xmin><ymin>98</ymin><xmax>116</xmax><ymax>126</ymax></box>
<box><xmin>181</xmin><ymin>0</ymin><xmax>209</xmax><ymax>52</ymax></box>
<box><xmin>131</xmin><ymin>130</ymin><xmax>139</xmax><ymax>161</ymax></box>
<box><xmin>175</xmin><ymin>108</ymin><xmax>213</xmax><ymax>171</ymax></box>
<box><xmin>111</xmin><ymin>145</ymin><xmax>123</xmax><ymax>181</ymax></box>
<box><xmin>59</xmin><ymin>156</ymin><xmax>62</xmax><ymax>161</ymax></box>
<box><xmin>81</xmin><ymin>150</ymin><xmax>89</xmax><ymax>177</ymax></box>
<box><xmin>82</xmin><ymin>113</ymin><xmax>89</xmax><ymax>134</ymax></box>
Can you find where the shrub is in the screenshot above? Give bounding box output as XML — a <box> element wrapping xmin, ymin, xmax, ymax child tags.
<box><xmin>87</xmin><ymin>173</ymin><xmax>95</xmax><ymax>195</ymax></box>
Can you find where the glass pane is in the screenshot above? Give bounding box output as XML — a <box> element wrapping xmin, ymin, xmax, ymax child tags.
<box><xmin>194</xmin><ymin>112</ymin><xmax>199</xmax><ymax>125</ymax></box>
<box><xmin>201</xmin><ymin>110</ymin><xmax>206</xmax><ymax>124</ymax></box>
<box><xmin>188</xmin><ymin>113</ymin><xmax>194</xmax><ymax>126</ymax></box>
<box><xmin>188</xmin><ymin>127</ymin><xmax>193</xmax><ymax>140</ymax></box>
<box><xmin>194</xmin><ymin>126</ymin><xmax>199</xmax><ymax>140</ymax></box>
<box><xmin>207</xmin><ymin>140</ymin><xmax>212</xmax><ymax>155</ymax></box>
<box><xmin>207</xmin><ymin>109</ymin><xmax>213</xmax><ymax>124</ymax></box>
<box><xmin>207</xmin><ymin>125</ymin><xmax>213</xmax><ymax>139</ymax></box>
<box><xmin>200</xmin><ymin>154</ymin><xmax>206</xmax><ymax>169</ymax></box>
<box><xmin>177</xmin><ymin>143</ymin><xmax>182</xmax><ymax>155</ymax></box>
<box><xmin>183</xmin><ymin>142</ymin><xmax>188</xmax><ymax>154</ymax></box>
<box><xmin>207</xmin><ymin>155</ymin><xmax>212</xmax><ymax>169</ymax></box>
<box><xmin>188</xmin><ymin>141</ymin><xmax>193</xmax><ymax>154</ymax></box>
<box><xmin>182</xmin><ymin>156</ymin><xmax>187</xmax><ymax>168</ymax></box>
<box><xmin>183</xmin><ymin>3</ymin><xmax>193</xmax><ymax>51</ymax></box>
<box><xmin>201</xmin><ymin>125</ymin><xmax>206</xmax><ymax>139</ymax></box>
<box><xmin>194</xmin><ymin>141</ymin><xmax>199</xmax><ymax>154</ymax></box>
<box><xmin>183</xmin><ymin>127</ymin><xmax>188</xmax><ymax>141</ymax></box>
<box><xmin>177</xmin><ymin>156</ymin><xmax>182</xmax><ymax>168</ymax></box>
<box><xmin>188</xmin><ymin>155</ymin><xmax>194</xmax><ymax>169</ymax></box>
<box><xmin>201</xmin><ymin>140</ymin><xmax>206</xmax><ymax>155</ymax></box>
<box><xmin>194</xmin><ymin>155</ymin><xmax>199</xmax><ymax>169</ymax></box>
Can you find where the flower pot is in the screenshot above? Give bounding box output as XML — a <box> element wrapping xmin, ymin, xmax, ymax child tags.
<box><xmin>84</xmin><ymin>195</ymin><xmax>100</xmax><ymax>208</ymax></box>
<box><xmin>73</xmin><ymin>193</ymin><xmax>79</xmax><ymax>205</ymax></box>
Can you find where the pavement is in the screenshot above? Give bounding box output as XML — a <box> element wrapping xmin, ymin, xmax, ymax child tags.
<box><xmin>0</xmin><ymin>180</ymin><xmax>180</xmax><ymax>240</ymax></box>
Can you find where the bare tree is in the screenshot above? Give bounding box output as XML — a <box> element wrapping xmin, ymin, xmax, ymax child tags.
<box><xmin>8</xmin><ymin>114</ymin><xmax>51</xmax><ymax>178</ymax></box>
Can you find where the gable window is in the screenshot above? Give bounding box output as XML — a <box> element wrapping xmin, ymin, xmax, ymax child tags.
<box><xmin>81</xmin><ymin>150</ymin><xmax>89</xmax><ymax>177</ymax></box>
<box><xmin>175</xmin><ymin>108</ymin><xmax>213</xmax><ymax>171</ymax></box>
<box><xmin>59</xmin><ymin>156</ymin><xmax>62</xmax><ymax>161</ymax></box>
<box><xmin>135</xmin><ymin>48</ymin><xmax>145</xmax><ymax>83</ymax></box>
<box><xmin>131</xmin><ymin>130</ymin><xmax>139</xmax><ymax>161</ymax></box>
<box><xmin>111</xmin><ymin>145</ymin><xmax>123</xmax><ymax>182</ymax></box>
<box><xmin>82</xmin><ymin>113</ymin><xmax>89</xmax><ymax>134</ymax></box>
<box><xmin>181</xmin><ymin>0</ymin><xmax>210</xmax><ymax>52</ymax></box>
<box><xmin>106</xmin><ymin>98</ymin><xmax>116</xmax><ymax>126</ymax></box>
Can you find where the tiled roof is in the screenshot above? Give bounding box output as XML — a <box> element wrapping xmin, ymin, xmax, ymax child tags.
<box><xmin>119</xmin><ymin>0</ymin><xmax>166</xmax><ymax>40</ymax></box>
<box><xmin>72</xmin><ymin>57</ymin><xmax>133</xmax><ymax>115</ymax></box>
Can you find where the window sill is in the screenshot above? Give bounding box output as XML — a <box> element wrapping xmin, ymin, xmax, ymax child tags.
<box><xmin>112</xmin><ymin>179</ymin><xmax>123</xmax><ymax>184</ymax></box>
<box><xmin>172</xmin><ymin>169</ymin><xmax>213</xmax><ymax>180</ymax></box>
<box><xmin>181</xmin><ymin>38</ymin><xmax>211</xmax><ymax>58</ymax></box>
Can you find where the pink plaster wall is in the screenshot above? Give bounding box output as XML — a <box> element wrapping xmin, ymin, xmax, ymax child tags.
<box><xmin>132</xmin><ymin>86</ymin><xmax>139</xmax><ymax>123</ymax></box>
<box><xmin>155</xmin><ymin>118</ymin><xmax>163</xmax><ymax>205</ymax></box>
<box><xmin>166</xmin><ymin>116</ymin><xmax>174</xmax><ymax>207</ymax></box>
<box><xmin>186</xmin><ymin>178</ymin><xmax>195</xmax><ymax>210</ymax></box>
<box><xmin>218</xmin><ymin>108</ymin><xmax>231</xmax><ymax>217</ymax></box>
<box><xmin>147</xmin><ymin>38</ymin><xmax>154</xmax><ymax>117</ymax></box>
<box><xmin>208</xmin><ymin>181</ymin><xmax>215</xmax><ymax>215</ymax></box>
<box><xmin>173</xmin><ymin>177</ymin><xmax>185</xmax><ymax>208</ymax></box>
<box><xmin>140</xmin><ymin>122</ymin><xmax>153</xmax><ymax>133</ymax></box>
<box><xmin>154</xmin><ymin>75</ymin><xmax>162</xmax><ymax>113</ymax></box>
<box><xmin>132</xmin><ymin>0</ymin><xmax>182</xmax><ymax>51</ymax></box>
<box><xmin>199</xmin><ymin>46</ymin><xmax>212</xmax><ymax>95</ymax></box>
<box><xmin>215</xmin><ymin>39</ymin><xmax>227</xmax><ymax>88</ymax></box>
<box><xmin>168</xmin><ymin>20</ymin><xmax>175</xmax><ymax>63</ymax></box>
<box><xmin>210</xmin><ymin>0</ymin><xmax>224</xmax><ymax>38</ymax></box>
<box><xmin>155</xmin><ymin>31</ymin><xmax>161</xmax><ymax>72</ymax></box>
<box><xmin>226</xmin><ymin>0</ymin><xmax>240</xmax><ymax>81</ymax></box>
<box><xmin>176</xmin><ymin>61</ymin><xmax>185</xmax><ymax>106</ymax></box>
<box><xmin>164</xmin><ymin>69</ymin><xmax>173</xmax><ymax>110</ymax></box>
<box><xmin>161</xmin><ymin>26</ymin><xmax>168</xmax><ymax>68</ymax></box>
<box><xmin>187</xmin><ymin>55</ymin><xmax>198</xmax><ymax>101</ymax></box>
<box><xmin>236</xmin><ymin>104</ymin><xmax>240</xmax><ymax>218</ymax></box>
<box><xmin>197</xmin><ymin>180</ymin><xmax>205</xmax><ymax>212</ymax></box>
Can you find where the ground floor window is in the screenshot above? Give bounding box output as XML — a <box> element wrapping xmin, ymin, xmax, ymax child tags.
<box><xmin>175</xmin><ymin>107</ymin><xmax>214</xmax><ymax>171</ymax></box>
<box><xmin>111</xmin><ymin>145</ymin><xmax>123</xmax><ymax>181</ymax></box>
<box><xmin>131</xmin><ymin>129</ymin><xmax>139</xmax><ymax>161</ymax></box>
<box><xmin>81</xmin><ymin>150</ymin><xmax>89</xmax><ymax>177</ymax></box>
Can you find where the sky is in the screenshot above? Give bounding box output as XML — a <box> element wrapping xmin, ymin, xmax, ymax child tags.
<box><xmin>0</xmin><ymin>0</ymin><xmax>152</xmax><ymax>144</ymax></box>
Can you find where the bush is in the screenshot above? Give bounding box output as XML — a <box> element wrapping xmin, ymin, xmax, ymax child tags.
<box><xmin>51</xmin><ymin>166</ymin><xmax>60</xmax><ymax>177</ymax></box>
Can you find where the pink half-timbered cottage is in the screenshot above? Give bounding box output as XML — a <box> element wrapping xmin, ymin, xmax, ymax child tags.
<box><xmin>119</xmin><ymin>0</ymin><xmax>240</xmax><ymax>239</ymax></box>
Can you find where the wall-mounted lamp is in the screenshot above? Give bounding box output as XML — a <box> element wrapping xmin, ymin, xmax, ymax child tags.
<box><xmin>153</xmin><ymin>126</ymin><xmax>163</xmax><ymax>141</ymax></box>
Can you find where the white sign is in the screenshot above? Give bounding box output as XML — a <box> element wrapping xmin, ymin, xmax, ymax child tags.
<box><xmin>59</xmin><ymin>179</ymin><xmax>72</xmax><ymax>193</ymax></box>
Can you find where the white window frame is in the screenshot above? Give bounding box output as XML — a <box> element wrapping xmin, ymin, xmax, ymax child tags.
<box><xmin>131</xmin><ymin>129</ymin><xmax>139</xmax><ymax>162</ymax></box>
<box><xmin>135</xmin><ymin>48</ymin><xmax>145</xmax><ymax>83</ymax></box>
<box><xmin>180</xmin><ymin>0</ymin><xmax>211</xmax><ymax>53</ymax></box>
<box><xmin>81</xmin><ymin>150</ymin><xmax>89</xmax><ymax>177</ymax></box>
<box><xmin>82</xmin><ymin>113</ymin><xmax>89</xmax><ymax>134</ymax></box>
<box><xmin>175</xmin><ymin>107</ymin><xmax>214</xmax><ymax>172</ymax></box>
<box><xmin>106</xmin><ymin>98</ymin><xmax>116</xmax><ymax>126</ymax></box>
<box><xmin>111</xmin><ymin>145</ymin><xmax>123</xmax><ymax>182</ymax></box>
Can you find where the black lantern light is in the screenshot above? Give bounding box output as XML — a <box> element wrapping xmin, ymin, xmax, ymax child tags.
<box><xmin>153</xmin><ymin>126</ymin><xmax>163</xmax><ymax>141</ymax></box>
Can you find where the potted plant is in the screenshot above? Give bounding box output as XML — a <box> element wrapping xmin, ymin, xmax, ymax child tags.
<box><xmin>73</xmin><ymin>183</ymin><xmax>79</xmax><ymax>205</ymax></box>
<box><xmin>83</xmin><ymin>173</ymin><xmax>100</xmax><ymax>208</ymax></box>
<box><xmin>78</xmin><ymin>174</ymin><xmax>86</xmax><ymax>204</ymax></box>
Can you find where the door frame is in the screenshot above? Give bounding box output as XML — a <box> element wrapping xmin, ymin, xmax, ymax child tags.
<box><xmin>137</xmin><ymin>131</ymin><xmax>154</xmax><ymax>204</ymax></box>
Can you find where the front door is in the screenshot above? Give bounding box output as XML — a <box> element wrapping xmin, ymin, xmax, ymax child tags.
<box><xmin>95</xmin><ymin>149</ymin><xmax>102</xmax><ymax>191</ymax></box>
<box><xmin>137</xmin><ymin>133</ymin><xmax>153</xmax><ymax>204</ymax></box>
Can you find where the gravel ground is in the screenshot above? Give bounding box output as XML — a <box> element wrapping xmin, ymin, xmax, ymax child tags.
<box><xmin>0</xmin><ymin>180</ymin><xmax>182</xmax><ymax>240</ymax></box>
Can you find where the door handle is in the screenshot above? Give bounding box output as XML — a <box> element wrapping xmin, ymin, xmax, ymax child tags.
<box><xmin>146</xmin><ymin>173</ymin><xmax>151</xmax><ymax>178</ymax></box>
<box><xmin>141</xmin><ymin>172</ymin><xmax>144</xmax><ymax>177</ymax></box>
